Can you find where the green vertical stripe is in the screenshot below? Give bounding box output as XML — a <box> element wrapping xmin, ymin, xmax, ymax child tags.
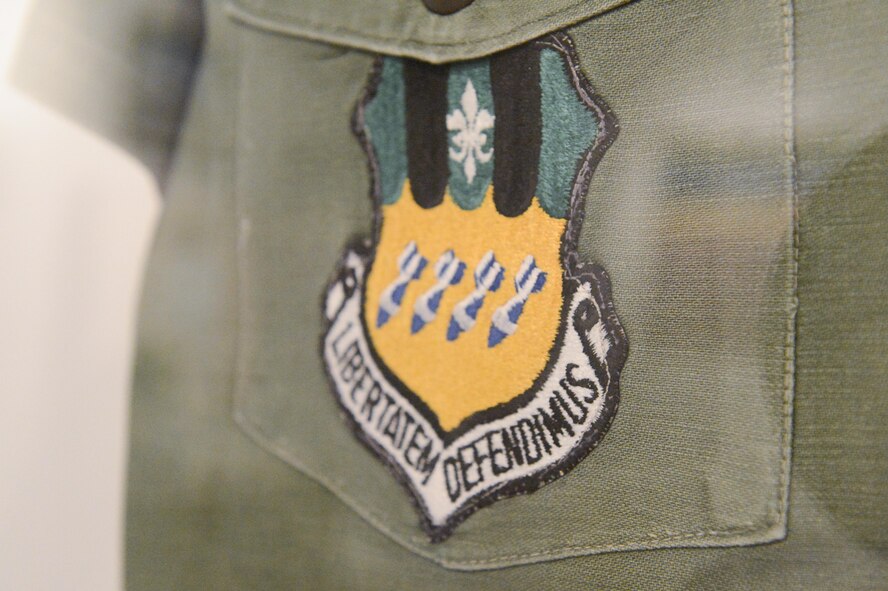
<box><xmin>538</xmin><ymin>48</ymin><xmax>599</xmax><ymax>219</ymax></box>
<box><xmin>364</xmin><ymin>58</ymin><xmax>407</xmax><ymax>204</ymax></box>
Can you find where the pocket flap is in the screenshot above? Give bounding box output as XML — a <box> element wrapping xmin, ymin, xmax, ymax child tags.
<box><xmin>226</xmin><ymin>0</ymin><xmax>636</xmax><ymax>63</ymax></box>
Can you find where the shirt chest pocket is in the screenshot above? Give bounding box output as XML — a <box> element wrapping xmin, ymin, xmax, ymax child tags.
<box><xmin>227</xmin><ymin>0</ymin><xmax>797</xmax><ymax>569</ymax></box>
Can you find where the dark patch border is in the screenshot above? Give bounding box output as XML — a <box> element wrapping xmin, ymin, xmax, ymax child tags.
<box><xmin>321</xmin><ymin>31</ymin><xmax>627</xmax><ymax>542</ymax></box>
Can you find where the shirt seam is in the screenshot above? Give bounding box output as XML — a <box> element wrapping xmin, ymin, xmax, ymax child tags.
<box><xmin>223</xmin><ymin>0</ymin><xmax>635</xmax><ymax>59</ymax></box>
<box><xmin>234</xmin><ymin>411</ymin><xmax>778</xmax><ymax>569</ymax></box>
<box><xmin>777</xmin><ymin>0</ymin><xmax>798</xmax><ymax>534</ymax></box>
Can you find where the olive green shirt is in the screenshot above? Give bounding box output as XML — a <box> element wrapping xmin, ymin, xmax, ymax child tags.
<box><xmin>13</xmin><ymin>0</ymin><xmax>888</xmax><ymax>588</ymax></box>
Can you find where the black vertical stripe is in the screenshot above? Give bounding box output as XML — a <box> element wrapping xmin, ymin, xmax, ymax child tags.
<box><xmin>490</xmin><ymin>45</ymin><xmax>541</xmax><ymax>217</ymax></box>
<box><xmin>403</xmin><ymin>60</ymin><xmax>449</xmax><ymax>209</ymax></box>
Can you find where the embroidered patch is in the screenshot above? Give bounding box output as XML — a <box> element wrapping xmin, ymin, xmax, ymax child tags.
<box><xmin>322</xmin><ymin>32</ymin><xmax>627</xmax><ymax>542</ymax></box>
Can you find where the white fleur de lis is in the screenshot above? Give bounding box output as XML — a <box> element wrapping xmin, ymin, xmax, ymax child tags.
<box><xmin>446</xmin><ymin>79</ymin><xmax>495</xmax><ymax>184</ymax></box>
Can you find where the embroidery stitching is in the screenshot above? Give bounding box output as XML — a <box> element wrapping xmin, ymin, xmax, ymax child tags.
<box><xmin>322</xmin><ymin>31</ymin><xmax>627</xmax><ymax>542</ymax></box>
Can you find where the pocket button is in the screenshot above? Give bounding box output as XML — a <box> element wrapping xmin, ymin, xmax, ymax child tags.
<box><xmin>422</xmin><ymin>0</ymin><xmax>474</xmax><ymax>15</ymax></box>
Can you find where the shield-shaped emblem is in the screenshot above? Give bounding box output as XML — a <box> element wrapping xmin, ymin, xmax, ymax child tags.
<box><xmin>323</xmin><ymin>32</ymin><xmax>627</xmax><ymax>541</ymax></box>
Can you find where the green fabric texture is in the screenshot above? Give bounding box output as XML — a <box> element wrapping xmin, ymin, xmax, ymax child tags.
<box><xmin>446</xmin><ymin>59</ymin><xmax>494</xmax><ymax>209</ymax></box>
<box><xmin>363</xmin><ymin>57</ymin><xmax>407</xmax><ymax>204</ymax></box>
<box><xmin>231</xmin><ymin>0</ymin><xmax>793</xmax><ymax>567</ymax></box>
<box><xmin>11</xmin><ymin>0</ymin><xmax>888</xmax><ymax>588</ymax></box>
<box><xmin>537</xmin><ymin>47</ymin><xmax>599</xmax><ymax>219</ymax></box>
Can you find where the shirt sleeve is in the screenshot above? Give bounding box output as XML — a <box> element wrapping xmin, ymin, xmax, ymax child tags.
<box><xmin>8</xmin><ymin>0</ymin><xmax>204</xmax><ymax>185</ymax></box>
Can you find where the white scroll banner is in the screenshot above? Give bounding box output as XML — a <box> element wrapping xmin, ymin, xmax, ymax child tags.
<box><xmin>323</xmin><ymin>248</ymin><xmax>617</xmax><ymax>534</ymax></box>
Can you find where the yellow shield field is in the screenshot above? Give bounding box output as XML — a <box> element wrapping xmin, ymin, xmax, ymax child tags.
<box><xmin>364</xmin><ymin>182</ymin><xmax>566</xmax><ymax>432</ymax></box>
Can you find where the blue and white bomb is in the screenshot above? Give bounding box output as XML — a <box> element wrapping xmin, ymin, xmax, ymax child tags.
<box><xmin>376</xmin><ymin>241</ymin><xmax>427</xmax><ymax>328</ymax></box>
<box><xmin>447</xmin><ymin>251</ymin><xmax>505</xmax><ymax>341</ymax></box>
<box><xmin>487</xmin><ymin>255</ymin><xmax>547</xmax><ymax>347</ymax></box>
<box><xmin>411</xmin><ymin>250</ymin><xmax>467</xmax><ymax>334</ymax></box>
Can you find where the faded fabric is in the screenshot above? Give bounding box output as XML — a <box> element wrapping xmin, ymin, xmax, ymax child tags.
<box><xmin>11</xmin><ymin>0</ymin><xmax>888</xmax><ymax>589</ymax></box>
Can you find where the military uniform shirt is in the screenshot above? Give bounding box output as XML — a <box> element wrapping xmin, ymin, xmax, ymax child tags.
<box><xmin>12</xmin><ymin>0</ymin><xmax>888</xmax><ymax>588</ymax></box>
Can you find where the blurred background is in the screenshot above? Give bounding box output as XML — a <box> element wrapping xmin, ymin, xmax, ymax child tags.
<box><xmin>0</xmin><ymin>1</ymin><xmax>160</xmax><ymax>589</ymax></box>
